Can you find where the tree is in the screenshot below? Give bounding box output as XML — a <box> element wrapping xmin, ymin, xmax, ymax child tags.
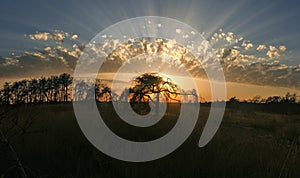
<box><xmin>51</xmin><ymin>75</ymin><xmax>60</xmax><ymax>103</ymax></box>
<box><xmin>266</xmin><ymin>96</ymin><xmax>282</xmax><ymax>104</ymax></box>
<box><xmin>228</xmin><ymin>96</ymin><xmax>239</xmax><ymax>103</ymax></box>
<box><xmin>3</xmin><ymin>82</ymin><xmax>11</xmax><ymax>105</ymax></box>
<box><xmin>39</xmin><ymin>77</ymin><xmax>48</xmax><ymax>103</ymax></box>
<box><xmin>29</xmin><ymin>79</ymin><xmax>38</xmax><ymax>103</ymax></box>
<box><xmin>129</xmin><ymin>73</ymin><xmax>180</xmax><ymax>103</ymax></box>
<box><xmin>282</xmin><ymin>92</ymin><xmax>297</xmax><ymax>104</ymax></box>
<box><xmin>249</xmin><ymin>95</ymin><xmax>262</xmax><ymax>103</ymax></box>
<box><xmin>59</xmin><ymin>73</ymin><xmax>72</xmax><ymax>102</ymax></box>
<box><xmin>128</xmin><ymin>73</ymin><xmax>180</xmax><ymax>115</ymax></box>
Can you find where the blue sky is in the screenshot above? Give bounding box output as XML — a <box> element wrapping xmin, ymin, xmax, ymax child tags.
<box><xmin>1</xmin><ymin>0</ymin><xmax>300</xmax><ymax>64</ymax></box>
<box><xmin>0</xmin><ymin>0</ymin><xmax>300</xmax><ymax>93</ymax></box>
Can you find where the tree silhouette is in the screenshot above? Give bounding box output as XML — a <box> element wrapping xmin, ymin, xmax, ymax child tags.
<box><xmin>228</xmin><ymin>96</ymin><xmax>239</xmax><ymax>103</ymax></box>
<box><xmin>0</xmin><ymin>73</ymin><xmax>299</xmax><ymax>106</ymax></box>
<box><xmin>249</xmin><ymin>95</ymin><xmax>262</xmax><ymax>103</ymax></box>
<box><xmin>266</xmin><ymin>96</ymin><xmax>282</xmax><ymax>104</ymax></box>
<box><xmin>59</xmin><ymin>73</ymin><xmax>72</xmax><ymax>102</ymax></box>
<box><xmin>51</xmin><ymin>75</ymin><xmax>60</xmax><ymax>103</ymax></box>
<box><xmin>282</xmin><ymin>92</ymin><xmax>297</xmax><ymax>104</ymax></box>
<box><xmin>129</xmin><ymin>73</ymin><xmax>180</xmax><ymax>103</ymax></box>
<box><xmin>0</xmin><ymin>73</ymin><xmax>74</xmax><ymax>104</ymax></box>
<box><xmin>2</xmin><ymin>82</ymin><xmax>11</xmax><ymax>105</ymax></box>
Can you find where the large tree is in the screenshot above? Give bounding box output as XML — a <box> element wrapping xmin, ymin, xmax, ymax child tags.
<box><xmin>129</xmin><ymin>73</ymin><xmax>180</xmax><ymax>103</ymax></box>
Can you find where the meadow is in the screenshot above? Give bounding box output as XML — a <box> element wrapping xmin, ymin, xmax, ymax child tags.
<box><xmin>0</xmin><ymin>103</ymin><xmax>299</xmax><ymax>178</ymax></box>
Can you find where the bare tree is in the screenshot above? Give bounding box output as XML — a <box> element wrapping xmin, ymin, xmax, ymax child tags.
<box><xmin>129</xmin><ymin>73</ymin><xmax>180</xmax><ymax>103</ymax></box>
<box><xmin>59</xmin><ymin>73</ymin><xmax>73</xmax><ymax>102</ymax></box>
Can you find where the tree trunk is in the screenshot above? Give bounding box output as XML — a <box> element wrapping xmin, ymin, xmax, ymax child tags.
<box><xmin>156</xmin><ymin>93</ymin><xmax>159</xmax><ymax>115</ymax></box>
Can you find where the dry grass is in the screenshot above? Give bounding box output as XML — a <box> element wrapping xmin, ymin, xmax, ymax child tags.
<box><xmin>0</xmin><ymin>103</ymin><xmax>299</xmax><ymax>177</ymax></box>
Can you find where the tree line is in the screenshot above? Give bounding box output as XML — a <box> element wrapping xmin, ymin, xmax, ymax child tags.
<box><xmin>0</xmin><ymin>73</ymin><xmax>299</xmax><ymax>105</ymax></box>
<box><xmin>0</xmin><ymin>73</ymin><xmax>199</xmax><ymax>105</ymax></box>
<box><xmin>0</xmin><ymin>73</ymin><xmax>118</xmax><ymax>105</ymax></box>
<box><xmin>0</xmin><ymin>73</ymin><xmax>73</xmax><ymax>104</ymax></box>
<box><xmin>228</xmin><ymin>92</ymin><xmax>299</xmax><ymax>104</ymax></box>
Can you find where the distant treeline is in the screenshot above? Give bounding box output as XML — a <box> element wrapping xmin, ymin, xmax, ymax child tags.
<box><xmin>228</xmin><ymin>93</ymin><xmax>299</xmax><ymax>104</ymax></box>
<box><xmin>226</xmin><ymin>95</ymin><xmax>300</xmax><ymax>115</ymax></box>
<box><xmin>0</xmin><ymin>73</ymin><xmax>73</xmax><ymax>104</ymax></box>
<box><xmin>0</xmin><ymin>73</ymin><xmax>115</xmax><ymax>105</ymax></box>
<box><xmin>0</xmin><ymin>73</ymin><xmax>299</xmax><ymax>106</ymax></box>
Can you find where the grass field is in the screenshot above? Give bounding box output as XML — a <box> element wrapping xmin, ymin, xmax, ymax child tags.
<box><xmin>0</xmin><ymin>103</ymin><xmax>300</xmax><ymax>178</ymax></box>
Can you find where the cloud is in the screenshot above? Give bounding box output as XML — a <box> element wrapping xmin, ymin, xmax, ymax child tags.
<box><xmin>266</xmin><ymin>50</ymin><xmax>280</xmax><ymax>58</ymax></box>
<box><xmin>58</xmin><ymin>56</ymin><xmax>68</xmax><ymax>66</ymax></box>
<box><xmin>29</xmin><ymin>32</ymin><xmax>52</xmax><ymax>41</ymax></box>
<box><xmin>182</xmin><ymin>34</ymin><xmax>189</xmax><ymax>39</ymax></box>
<box><xmin>242</xmin><ymin>41</ymin><xmax>253</xmax><ymax>50</ymax></box>
<box><xmin>71</xmin><ymin>34</ymin><xmax>78</xmax><ymax>40</ymax></box>
<box><xmin>53</xmin><ymin>33</ymin><xmax>65</xmax><ymax>41</ymax></box>
<box><xmin>0</xmin><ymin>48</ymin><xmax>80</xmax><ymax>79</ymax></box>
<box><xmin>279</xmin><ymin>45</ymin><xmax>287</xmax><ymax>52</ymax></box>
<box><xmin>206</xmin><ymin>29</ymin><xmax>297</xmax><ymax>88</ymax></box>
<box><xmin>176</xmin><ymin>29</ymin><xmax>182</xmax><ymax>34</ymax></box>
<box><xmin>27</xmin><ymin>30</ymin><xmax>78</xmax><ymax>42</ymax></box>
<box><xmin>210</xmin><ymin>29</ymin><xmax>288</xmax><ymax>60</ymax></box>
<box><xmin>2</xmin><ymin>28</ymin><xmax>297</xmax><ymax>90</ymax></box>
<box><xmin>256</xmin><ymin>45</ymin><xmax>266</xmax><ymax>51</ymax></box>
<box><xmin>209</xmin><ymin>29</ymin><xmax>287</xmax><ymax>60</ymax></box>
<box><xmin>44</xmin><ymin>46</ymin><xmax>52</xmax><ymax>52</ymax></box>
<box><xmin>0</xmin><ymin>57</ymin><xmax>19</xmax><ymax>66</ymax></box>
<box><xmin>265</xmin><ymin>45</ymin><xmax>286</xmax><ymax>59</ymax></box>
<box><xmin>220</xmin><ymin>58</ymin><xmax>300</xmax><ymax>89</ymax></box>
<box><xmin>80</xmin><ymin>35</ymin><xmax>298</xmax><ymax>89</ymax></box>
<box><xmin>210</xmin><ymin>30</ymin><xmax>243</xmax><ymax>46</ymax></box>
<box><xmin>269</xmin><ymin>45</ymin><xmax>277</xmax><ymax>52</ymax></box>
<box><xmin>24</xmin><ymin>51</ymin><xmax>47</xmax><ymax>60</ymax></box>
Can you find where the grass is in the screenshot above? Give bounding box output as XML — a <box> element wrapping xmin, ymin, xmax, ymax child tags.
<box><xmin>0</xmin><ymin>103</ymin><xmax>299</xmax><ymax>178</ymax></box>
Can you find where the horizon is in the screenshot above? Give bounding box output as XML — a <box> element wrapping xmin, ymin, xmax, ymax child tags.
<box><xmin>1</xmin><ymin>72</ymin><xmax>300</xmax><ymax>102</ymax></box>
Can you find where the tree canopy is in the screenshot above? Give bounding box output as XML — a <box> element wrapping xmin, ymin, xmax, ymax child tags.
<box><xmin>129</xmin><ymin>73</ymin><xmax>180</xmax><ymax>103</ymax></box>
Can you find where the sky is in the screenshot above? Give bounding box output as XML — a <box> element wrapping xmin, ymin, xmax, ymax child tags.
<box><xmin>0</xmin><ymin>0</ymin><xmax>300</xmax><ymax>99</ymax></box>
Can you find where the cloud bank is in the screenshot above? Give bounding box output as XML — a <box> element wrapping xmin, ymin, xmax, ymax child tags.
<box><xmin>0</xmin><ymin>29</ymin><xmax>299</xmax><ymax>90</ymax></box>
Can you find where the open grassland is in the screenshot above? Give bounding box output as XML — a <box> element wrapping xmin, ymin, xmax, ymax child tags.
<box><xmin>0</xmin><ymin>103</ymin><xmax>300</xmax><ymax>178</ymax></box>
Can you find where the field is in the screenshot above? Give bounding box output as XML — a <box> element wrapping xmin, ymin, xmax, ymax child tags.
<box><xmin>0</xmin><ymin>103</ymin><xmax>300</xmax><ymax>178</ymax></box>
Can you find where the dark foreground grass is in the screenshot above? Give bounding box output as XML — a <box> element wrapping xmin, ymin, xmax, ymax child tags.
<box><xmin>0</xmin><ymin>103</ymin><xmax>300</xmax><ymax>178</ymax></box>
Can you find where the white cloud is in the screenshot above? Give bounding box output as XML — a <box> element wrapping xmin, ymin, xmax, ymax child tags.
<box><xmin>28</xmin><ymin>31</ymin><xmax>74</xmax><ymax>42</ymax></box>
<box><xmin>269</xmin><ymin>45</ymin><xmax>277</xmax><ymax>52</ymax></box>
<box><xmin>71</xmin><ymin>34</ymin><xmax>78</xmax><ymax>40</ymax></box>
<box><xmin>53</xmin><ymin>33</ymin><xmax>65</xmax><ymax>41</ymax></box>
<box><xmin>256</xmin><ymin>45</ymin><xmax>266</xmax><ymax>51</ymax></box>
<box><xmin>264</xmin><ymin>45</ymin><xmax>286</xmax><ymax>59</ymax></box>
<box><xmin>266</xmin><ymin>50</ymin><xmax>280</xmax><ymax>58</ymax></box>
<box><xmin>24</xmin><ymin>51</ymin><xmax>47</xmax><ymax>60</ymax></box>
<box><xmin>182</xmin><ymin>34</ymin><xmax>189</xmax><ymax>39</ymax></box>
<box><xmin>242</xmin><ymin>41</ymin><xmax>253</xmax><ymax>50</ymax></box>
<box><xmin>17</xmin><ymin>29</ymin><xmax>299</xmax><ymax>89</ymax></box>
<box><xmin>176</xmin><ymin>29</ymin><xmax>182</xmax><ymax>34</ymax></box>
<box><xmin>1</xmin><ymin>58</ymin><xmax>19</xmax><ymax>66</ymax></box>
<box><xmin>44</xmin><ymin>46</ymin><xmax>52</xmax><ymax>52</ymax></box>
<box><xmin>58</xmin><ymin>56</ymin><xmax>68</xmax><ymax>65</ymax></box>
<box><xmin>29</xmin><ymin>32</ymin><xmax>51</xmax><ymax>40</ymax></box>
<box><xmin>279</xmin><ymin>45</ymin><xmax>286</xmax><ymax>52</ymax></box>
